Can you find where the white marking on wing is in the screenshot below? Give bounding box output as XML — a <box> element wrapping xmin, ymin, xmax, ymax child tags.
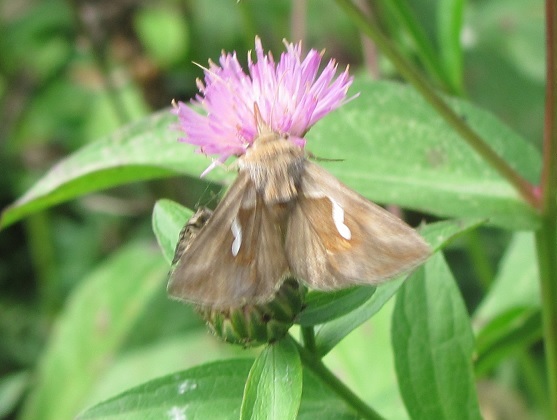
<box><xmin>231</xmin><ymin>217</ymin><xmax>242</xmax><ymax>256</ymax></box>
<box><xmin>331</xmin><ymin>199</ymin><xmax>351</xmax><ymax>240</ymax></box>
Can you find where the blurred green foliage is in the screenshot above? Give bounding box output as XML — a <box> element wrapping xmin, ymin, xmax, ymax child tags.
<box><xmin>0</xmin><ymin>0</ymin><xmax>547</xmax><ymax>419</ymax></box>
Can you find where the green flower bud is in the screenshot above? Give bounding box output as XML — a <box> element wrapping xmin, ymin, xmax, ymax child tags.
<box><xmin>197</xmin><ymin>278</ymin><xmax>305</xmax><ymax>347</ymax></box>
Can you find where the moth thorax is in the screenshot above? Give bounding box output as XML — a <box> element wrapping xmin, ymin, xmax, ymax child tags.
<box><xmin>254</xmin><ymin>130</ymin><xmax>283</xmax><ymax>145</ymax></box>
<box><xmin>240</xmin><ymin>134</ymin><xmax>306</xmax><ymax>204</ymax></box>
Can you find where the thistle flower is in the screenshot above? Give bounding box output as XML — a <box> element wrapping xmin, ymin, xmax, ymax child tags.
<box><xmin>173</xmin><ymin>37</ymin><xmax>353</xmax><ymax>173</ymax></box>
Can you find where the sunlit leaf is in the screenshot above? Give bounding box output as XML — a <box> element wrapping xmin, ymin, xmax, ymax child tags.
<box><xmin>241</xmin><ymin>337</ymin><xmax>302</xmax><ymax>420</ymax></box>
<box><xmin>392</xmin><ymin>253</ymin><xmax>482</xmax><ymax>419</ymax></box>
<box><xmin>19</xmin><ymin>242</ymin><xmax>167</xmax><ymax>420</ymax></box>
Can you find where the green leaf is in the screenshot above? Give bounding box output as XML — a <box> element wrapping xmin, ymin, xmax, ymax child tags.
<box><xmin>472</xmin><ymin>232</ymin><xmax>542</xmax><ymax>375</ymax></box>
<box><xmin>419</xmin><ymin>218</ymin><xmax>488</xmax><ymax>252</ymax></box>
<box><xmin>468</xmin><ymin>0</ymin><xmax>544</xmax><ymax>83</ymax></box>
<box><xmin>298</xmin><ymin>368</ymin><xmax>360</xmax><ymax>420</ymax></box>
<box><xmin>308</xmin><ymin>80</ymin><xmax>540</xmax><ymax>229</ymax></box>
<box><xmin>152</xmin><ymin>199</ymin><xmax>193</xmax><ymax>264</ymax></box>
<box><xmin>474</xmin><ymin>307</ymin><xmax>542</xmax><ymax>375</ymax></box>
<box><xmin>437</xmin><ymin>0</ymin><xmax>464</xmax><ymax>92</ymax></box>
<box><xmin>322</xmin><ymin>298</ymin><xmax>407</xmax><ymax>419</ymax></box>
<box><xmin>79</xmin><ymin>357</ymin><xmax>357</xmax><ymax>420</ymax></box>
<box><xmin>297</xmin><ymin>369</ymin><xmax>360</xmax><ymax>420</ymax></box>
<box><xmin>379</xmin><ymin>1</ymin><xmax>451</xmax><ymax>91</ymax></box>
<box><xmin>1</xmin><ymin>110</ymin><xmax>227</xmax><ymax>229</ymax></box>
<box><xmin>392</xmin><ymin>252</ymin><xmax>482</xmax><ymax>420</ymax></box>
<box><xmin>297</xmin><ymin>287</ymin><xmax>376</xmax><ymax>326</ymax></box>
<box><xmin>86</xmin><ymin>332</ymin><xmax>256</xmax><ymax>408</ymax></box>
<box><xmin>473</xmin><ymin>232</ymin><xmax>539</xmax><ymax>323</ymax></box>
<box><xmin>314</xmin><ymin>277</ymin><xmax>405</xmax><ymax>357</ymax></box>
<box><xmin>0</xmin><ymin>371</ymin><xmax>29</xmax><ymax>418</ymax></box>
<box><xmin>20</xmin><ymin>242</ymin><xmax>167</xmax><ymax>420</ymax></box>
<box><xmin>314</xmin><ymin>218</ymin><xmax>485</xmax><ymax>356</ymax></box>
<box><xmin>78</xmin><ymin>359</ymin><xmax>253</xmax><ymax>420</ymax></box>
<box><xmin>5</xmin><ymin>81</ymin><xmax>539</xmax><ymax>230</ymax></box>
<box><xmin>241</xmin><ymin>337</ymin><xmax>302</xmax><ymax>420</ymax></box>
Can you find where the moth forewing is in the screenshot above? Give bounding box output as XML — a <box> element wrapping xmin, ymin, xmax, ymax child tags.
<box><xmin>167</xmin><ymin>171</ymin><xmax>290</xmax><ymax>309</ymax></box>
<box><xmin>285</xmin><ymin>162</ymin><xmax>430</xmax><ymax>290</ymax></box>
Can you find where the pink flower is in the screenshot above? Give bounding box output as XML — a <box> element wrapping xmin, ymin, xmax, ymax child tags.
<box><xmin>173</xmin><ymin>37</ymin><xmax>353</xmax><ymax>173</ymax></box>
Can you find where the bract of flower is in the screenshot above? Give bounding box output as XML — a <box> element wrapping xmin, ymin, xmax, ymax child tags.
<box><xmin>173</xmin><ymin>37</ymin><xmax>354</xmax><ymax>173</ymax></box>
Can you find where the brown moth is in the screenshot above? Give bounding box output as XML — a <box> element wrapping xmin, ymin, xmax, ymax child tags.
<box><xmin>168</xmin><ymin>113</ymin><xmax>430</xmax><ymax>309</ymax></box>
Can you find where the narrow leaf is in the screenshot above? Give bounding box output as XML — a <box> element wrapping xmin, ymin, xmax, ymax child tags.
<box><xmin>241</xmin><ymin>337</ymin><xmax>302</xmax><ymax>420</ymax></box>
<box><xmin>79</xmin><ymin>358</ymin><xmax>356</xmax><ymax>420</ymax></box>
<box><xmin>298</xmin><ymin>367</ymin><xmax>359</xmax><ymax>420</ymax></box>
<box><xmin>1</xmin><ymin>111</ymin><xmax>228</xmax><ymax>229</ymax></box>
<box><xmin>78</xmin><ymin>359</ymin><xmax>253</xmax><ymax>420</ymax></box>
<box><xmin>392</xmin><ymin>253</ymin><xmax>482</xmax><ymax>419</ymax></box>
<box><xmin>474</xmin><ymin>232</ymin><xmax>539</xmax><ymax>324</ymax></box>
<box><xmin>86</xmin><ymin>330</ymin><xmax>255</xmax><ymax>408</ymax></box>
<box><xmin>20</xmin><ymin>242</ymin><xmax>167</xmax><ymax>420</ymax></box>
<box><xmin>297</xmin><ymin>287</ymin><xmax>376</xmax><ymax>326</ymax></box>
<box><xmin>473</xmin><ymin>233</ymin><xmax>542</xmax><ymax>374</ymax></box>
<box><xmin>474</xmin><ymin>307</ymin><xmax>542</xmax><ymax>375</ymax></box>
<box><xmin>322</xmin><ymin>297</ymin><xmax>407</xmax><ymax>419</ymax></box>
<box><xmin>0</xmin><ymin>371</ymin><xmax>29</xmax><ymax>418</ymax></box>
<box><xmin>380</xmin><ymin>1</ymin><xmax>450</xmax><ymax>90</ymax></box>
<box><xmin>437</xmin><ymin>0</ymin><xmax>465</xmax><ymax>92</ymax></box>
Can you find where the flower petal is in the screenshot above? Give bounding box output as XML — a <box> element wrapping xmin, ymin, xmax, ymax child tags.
<box><xmin>174</xmin><ymin>37</ymin><xmax>354</xmax><ymax>173</ymax></box>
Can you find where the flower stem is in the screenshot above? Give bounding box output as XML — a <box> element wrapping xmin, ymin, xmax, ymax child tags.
<box><xmin>300</xmin><ymin>325</ymin><xmax>317</xmax><ymax>353</ymax></box>
<box><xmin>335</xmin><ymin>0</ymin><xmax>538</xmax><ymax>208</ymax></box>
<box><xmin>292</xmin><ymin>335</ymin><xmax>385</xmax><ymax>420</ymax></box>
<box><xmin>535</xmin><ymin>1</ymin><xmax>557</xmax><ymax>418</ymax></box>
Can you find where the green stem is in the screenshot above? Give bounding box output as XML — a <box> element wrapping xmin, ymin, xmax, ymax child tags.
<box><xmin>292</xmin><ymin>336</ymin><xmax>384</xmax><ymax>420</ymax></box>
<box><xmin>464</xmin><ymin>229</ymin><xmax>495</xmax><ymax>291</ymax></box>
<box><xmin>518</xmin><ymin>351</ymin><xmax>549</xmax><ymax>415</ymax></box>
<box><xmin>335</xmin><ymin>0</ymin><xmax>538</xmax><ymax>208</ymax></box>
<box><xmin>535</xmin><ymin>226</ymin><xmax>557</xmax><ymax>419</ymax></box>
<box><xmin>536</xmin><ymin>2</ymin><xmax>557</xmax><ymax>418</ymax></box>
<box><xmin>301</xmin><ymin>326</ymin><xmax>317</xmax><ymax>353</ymax></box>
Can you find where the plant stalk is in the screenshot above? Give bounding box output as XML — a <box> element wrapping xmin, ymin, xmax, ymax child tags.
<box><xmin>300</xmin><ymin>325</ymin><xmax>317</xmax><ymax>353</ymax></box>
<box><xmin>536</xmin><ymin>1</ymin><xmax>557</xmax><ymax>418</ymax></box>
<box><xmin>293</xmin><ymin>336</ymin><xmax>385</xmax><ymax>420</ymax></box>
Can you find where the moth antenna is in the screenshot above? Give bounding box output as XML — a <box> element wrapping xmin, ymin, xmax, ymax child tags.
<box><xmin>306</xmin><ymin>151</ymin><xmax>345</xmax><ymax>162</ymax></box>
<box><xmin>193</xmin><ymin>180</ymin><xmax>221</xmax><ymax>211</ymax></box>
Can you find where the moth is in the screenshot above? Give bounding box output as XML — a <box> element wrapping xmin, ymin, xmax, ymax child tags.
<box><xmin>168</xmin><ymin>118</ymin><xmax>430</xmax><ymax>309</ymax></box>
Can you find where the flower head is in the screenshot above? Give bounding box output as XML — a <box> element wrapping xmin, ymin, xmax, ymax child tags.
<box><xmin>173</xmin><ymin>37</ymin><xmax>353</xmax><ymax>173</ymax></box>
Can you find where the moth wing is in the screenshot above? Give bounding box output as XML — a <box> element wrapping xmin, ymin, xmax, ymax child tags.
<box><xmin>285</xmin><ymin>162</ymin><xmax>430</xmax><ymax>290</ymax></box>
<box><xmin>168</xmin><ymin>172</ymin><xmax>289</xmax><ymax>308</ymax></box>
